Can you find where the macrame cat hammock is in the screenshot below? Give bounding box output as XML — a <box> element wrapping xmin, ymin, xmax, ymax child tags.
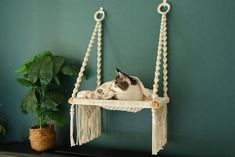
<box><xmin>69</xmin><ymin>1</ymin><xmax>171</xmax><ymax>155</ymax></box>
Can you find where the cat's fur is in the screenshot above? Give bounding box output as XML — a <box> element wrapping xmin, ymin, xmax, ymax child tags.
<box><xmin>112</xmin><ymin>68</ymin><xmax>144</xmax><ymax>101</ymax></box>
<box><xmin>77</xmin><ymin>68</ymin><xmax>150</xmax><ymax>101</ymax></box>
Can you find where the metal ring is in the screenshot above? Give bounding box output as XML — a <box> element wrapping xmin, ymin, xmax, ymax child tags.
<box><xmin>157</xmin><ymin>3</ymin><xmax>170</xmax><ymax>15</ymax></box>
<box><xmin>94</xmin><ymin>8</ymin><xmax>105</xmax><ymax>22</ymax></box>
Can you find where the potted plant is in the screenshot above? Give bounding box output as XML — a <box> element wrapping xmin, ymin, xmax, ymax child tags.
<box><xmin>15</xmin><ymin>51</ymin><xmax>79</xmax><ymax>151</ymax></box>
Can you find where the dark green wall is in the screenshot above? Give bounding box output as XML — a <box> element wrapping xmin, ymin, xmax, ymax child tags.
<box><xmin>0</xmin><ymin>0</ymin><xmax>235</xmax><ymax>156</ymax></box>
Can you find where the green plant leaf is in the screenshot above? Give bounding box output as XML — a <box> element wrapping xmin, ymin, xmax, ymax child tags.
<box><xmin>15</xmin><ymin>64</ymin><xmax>28</xmax><ymax>74</ymax></box>
<box><xmin>27</xmin><ymin>58</ymin><xmax>42</xmax><ymax>83</ymax></box>
<box><xmin>46</xmin><ymin>90</ymin><xmax>65</xmax><ymax>105</ymax></box>
<box><xmin>21</xmin><ymin>90</ymin><xmax>38</xmax><ymax>114</ymax></box>
<box><xmin>45</xmin><ymin>111</ymin><xmax>66</xmax><ymax>126</ymax></box>
<box><xmin>28</xmin><ymin>56</ymin><xmax>53</xmax><ymax>85</ymax></box>
<box><xmin>24</xmin><ymin>51</ymin><xmax>51</xmax><ymax>69</ymax></box>
<box><xmin>53</xmin><ymin>56</ymin><xmax>64</xmax><ymax>75</ymax></box>
<box><xmin>15</xmin><ymin>51</ymin><xmax>78</xmax><ymax>128</ymax></box>
<box><xmin>61</xmin><ymin>64</ymin><xmax>79</xmax><ymax>76</ymax></box>
<box><xmin>39</xmin><ymin>56</ymin><xmax>53</xmax><ymax>85</ymax></box>
<box><xmin>41</xmin><ymin>96</ymin><xmax>58</xmax><ymax>111</ymax></box>
<box><xmin>53</xmin><ymin>75</ymin><xmax>60</xmax><ymax>86</ymax></box>
<box><xmin>16</xmin><ymin>78</ymin><xmax>33</xmax><ymax>87</ymax></box>
<box><xmin>15</xmin><ymin>51</ymin><xmax>52</xmax><ymax>74</ymax></box>
<box><xmin>35</xmin><ymin>51</ymin><xmax>52</xmax><ymax>59</ymax></box>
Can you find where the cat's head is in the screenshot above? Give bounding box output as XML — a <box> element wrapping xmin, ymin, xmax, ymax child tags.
<box><xmin>113</xmin><ymin>68</ymin><xmax>137</xmax><ymax>91</ymax></box>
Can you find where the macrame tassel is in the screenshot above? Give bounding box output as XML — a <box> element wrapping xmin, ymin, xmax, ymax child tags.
<box><xmin>152</xmin><ymin>109</ymin><xmax>161</xmax><ymax>155</ymax></box>
<box><xmin>70</xmin><ymin>104</ymin><xmax>76</xmax><ymax>146</ymax></box>
<box><xmin>152</xmin><ymin>105</ymin><xmax>167</xmax><ymax>155</ymax></box>
<box><xmin>76</xmin><ymin>106</ymin><xmax>101</xmax><ymax>145</ymax></box>
<box><xmin>70</xmin><ymin>104</ymin><xmax>101</xmax><ymax>146</ymax></box>
<box><xmin>162</xmin><ymin>105</ymin><xmax>167</xmax><ymax>145</ymax></box>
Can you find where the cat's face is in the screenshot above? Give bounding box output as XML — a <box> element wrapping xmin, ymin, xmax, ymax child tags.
<box><xmin>114</xmin><ymin>68</ymin><xmax>137</xmax><ymax>91</ymax></box>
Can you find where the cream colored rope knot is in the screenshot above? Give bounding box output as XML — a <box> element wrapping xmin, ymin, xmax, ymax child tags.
<box><xmin>157</xmin><ymin>1</ymin><xmax>171</xmax><ymax>15</ymax></box>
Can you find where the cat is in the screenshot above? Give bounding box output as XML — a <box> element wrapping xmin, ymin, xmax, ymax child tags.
<box><xmin>111</xmin><ymin>68</ymin><xmax>144</xmax><ymax>101</ymax></box>
<box><xmin>94</xmin><ymin>68</ymin><xmax>150</xmax><ymax>101</ymax></box>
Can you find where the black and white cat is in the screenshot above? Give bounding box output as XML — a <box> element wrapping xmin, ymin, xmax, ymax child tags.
<box><xmin>112</xmin><ymin>68</ymin><xmax>145</xmax><ymax>101</ymax></box>
<box><xmin>94</xmin><ymin>68</ymin><xmax>151</xmax><ymax>101</ymax></box>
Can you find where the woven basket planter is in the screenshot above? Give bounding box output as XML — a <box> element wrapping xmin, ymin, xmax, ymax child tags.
<box><xmin>29</xmin><ymin>124</ymin><xmax>55</xmax><ymax>151</ymax></box>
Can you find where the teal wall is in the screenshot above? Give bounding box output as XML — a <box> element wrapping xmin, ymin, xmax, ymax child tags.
<box><xmin>0</xmin><ymin>0</ymin><xmax>235</xmax><ymax>156</ymax></box>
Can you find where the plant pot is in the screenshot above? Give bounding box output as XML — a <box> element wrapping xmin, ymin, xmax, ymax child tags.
<box><xmin>29</xmin><ymin>124</ymin><xmax>55</xmax><ymax>151</ymax></box>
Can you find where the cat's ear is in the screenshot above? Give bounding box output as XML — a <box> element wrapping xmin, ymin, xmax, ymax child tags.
<box><xmin>115</xmin><ymin>68</ymin><xmax>131</xmax><ymax>83</ymax></box>
<box><xmin>116</xmin><ymin>68</ymin><xmax>126</xmax><ymax>80</ymax></box>
<box><xmin>115</xmin><ymin>68</ymin><xmax>120</xmax><ymax>76</ymax></box>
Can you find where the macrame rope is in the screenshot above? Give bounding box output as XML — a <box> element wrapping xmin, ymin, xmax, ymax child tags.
<box><xmin>97</xmin><ymin>21</ymin><xmax>102</xmax><ymax>87</ymax></box>
<box><xmin>70</xmin><ymin>7</ymin><xmax>105</xmax><ymax>148</ymax></box>
<box><xmin>152</xmin><ymin>1</ymin><xmax>170</xmax><ymax>155</ymax></box>
<box><xmin>152</xmin><ymin>1</ymin><xmax>170</xmax><ymax>103</ymax></box>
<box><xmin>71</xmin><ymin>8</ymin><xmax>105</xmax><ymax>98</ymax></box>
<box><xmin>161</xmin><ymin>14</ymin><xmax>168</xmax><ymax>151</ymax></box>
<box><xmin>152</xmin><ymin>14</ymin><xmax>165</xmax><ymax>102</ymax></box>
<box><xmin>71</xmin><ymin>22</ymin><xmax>99</xmax><ymax>98</ymax></box>
<box><xmin>162</xmin><ymin>14</ymin><xmax>168</xmax><ymax>97</ymax></box>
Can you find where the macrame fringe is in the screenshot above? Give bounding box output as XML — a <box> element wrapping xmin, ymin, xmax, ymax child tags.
<box><xmin>70</xmin><ymin>104</ymin><xmax>75</xmax><ymax>146</ymax></box>
<box><xmin>152</xmin><ymin>104</ymin><xmax>167</xmax><ymax>155</ymax></box>
<box><xmin>78</xmin><ymin>106</ymin><xmax>101</xmax><ymax>145</ymax></box>
<box><xmin>70</xmin><ymin>105</ymin><xmax>101</xmax><ymax>146</ymax></box>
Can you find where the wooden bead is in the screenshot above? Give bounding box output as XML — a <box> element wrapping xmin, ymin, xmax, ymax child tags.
<box><xmin>68</xmin><ymin>97</ymin><xmax>74</xmax><ymax>105</ymax></box>
<box><xmin>152</xmin><ymin>101</ymin><xmax>160</xmax><ymax>109</ymax></box>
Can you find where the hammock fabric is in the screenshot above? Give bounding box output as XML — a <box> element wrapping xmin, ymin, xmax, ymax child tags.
<box><xmin>69</xmin><ymin>1</ymin><xmax>171</xmax><ymax>155</ymax></box>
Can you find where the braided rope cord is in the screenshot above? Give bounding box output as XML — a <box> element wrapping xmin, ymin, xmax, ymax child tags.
<box><xmin>152</xmin><ymin>2</ymin><xmax>170</xmax><ymax>154</ymax></box>
<box><xmin>97</xmin><ymin>21</ymin><xmax>102</xmax><ymax>87</ymax></box>
<box><xmin>152</xmin><ymin>1</ymin><xmax>170</xmax><ymax>104</ymax></box>
<box><xmin>71</xmin><ymin>22</ymin><xmax>99</xmax><ymax>98</ymax></box>
<box><xmin>162</xmin><ymin>14</ymin><xmax>168</xmax><ymax>97</ymax></box>
<box><xmin>71</xmin><ymin>8</ymin><xmax>105</xmax><ymax>99</ymax></box>
<box><xmin>152</xmin><ymin>14</ymin><xmax>165</xmax><ymax>102</ymax></box>
<box><xmin>70</xmin><ymin>8</ymin><xmax>104</xmax><ymax>147</ymax></box>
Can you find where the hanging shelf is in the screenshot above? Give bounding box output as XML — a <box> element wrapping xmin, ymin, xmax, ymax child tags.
<box><xmin>69</xmin><ymin>1</ymin><xmax>171</xmax><ymax>155</ymax></box>
<box><xmin>69</xmin><ymin>97</ymin><xmax>170</xmax><ymax>112</ymax></box>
